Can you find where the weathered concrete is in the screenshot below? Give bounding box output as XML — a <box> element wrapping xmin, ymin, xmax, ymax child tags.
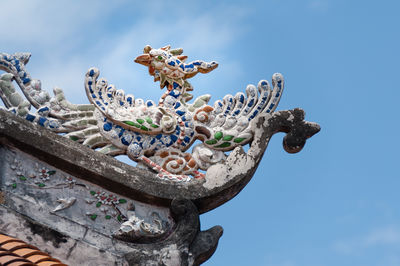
<box><xmin>0</xmin><ymin>131</ymin><xmax>223</xmax><ymax>265</ymax></box>
<box><xmin>0</xmin><ymin>198</ymin><xmax>222</xmax><ymax>265</ymax></box>
<box><xmin>0</xmin><ymin>205</ymin><xmax>128</xmax><ymax>265</ymax></box>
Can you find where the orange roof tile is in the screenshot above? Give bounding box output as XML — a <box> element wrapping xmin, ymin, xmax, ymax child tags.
<box><xmin>36</xmin><ymin>262</ymin><xmax>68</xmax><ymax>266</ymax></box>
<box><xmin>0</xmin><ymin>233</ymin><xmax>67</xmax><ymax>266</ymax></box>
<box><xmin>0</xmin><ymin>255</ymin><xmax>27</xmax><ymax>264</ymax></box>
<box><xmin>7</xmin><ymin>262</ymin><xmax>36</xmax><ymax>266</ymax></box>
<box><xmin>0</xmin><ymin>234</ymin><xmax>24</xmax><ymax>245</ymax></box>
<box><xmin>2</xmin><ymin>242</ymin><xmax>31</xmax><ymax>251</ymax></box>
<box><xmin>13</xmin><ymin>248</ymin><xmax>48</xmax><ymax>258</ymax></box>
<box><xmin>25</xmin><ymin>255</ymin><xmax>54</xmax><ymax>264</ymax></box>
<box><xmin>0</xmin><ymin>250</ymin><xmax>14</xmax><ymax>255</ymax></box>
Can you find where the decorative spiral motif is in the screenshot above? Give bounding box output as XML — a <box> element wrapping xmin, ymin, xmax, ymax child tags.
<box><xmin>161</xmin><ymin>115</ymin><xmax>176</xmax><ymax>134</ymax></box>
<box><xmin>194</xmin><ymin>105</ymin><xmax>213</xmax><ymax>123</ymax></box>
<box><xmin>194</xmin><ymin>111</ymin><xmax>208</xmax><ymax>123</ymax></box>
<box><xmin>163</xmin><ymin>157</ymin><xmax>187</xmax><ymax>174</ymax></box>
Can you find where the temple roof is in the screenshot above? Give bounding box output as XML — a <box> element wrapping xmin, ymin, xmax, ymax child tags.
<box><xmin>0</xmin><ymin>233</ymin><xmax>67</xmax><ymax>266</ymax></box>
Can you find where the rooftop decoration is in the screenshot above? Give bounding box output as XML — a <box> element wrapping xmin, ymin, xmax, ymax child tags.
<box><xmin>0</xmin><ymin>45</ymin><xmax>319</xmax><ymax>184</ymax></box>
<box><xmin>0</xmin><ymin>45</ymin><xmax>320</xmax><ymax>265</ymax></box>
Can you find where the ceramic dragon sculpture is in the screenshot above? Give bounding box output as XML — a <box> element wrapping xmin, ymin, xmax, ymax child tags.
<box><xmin>0</xmin><ymin>45</ymin><xmax>319</xmax><ymax>183</ymax></box>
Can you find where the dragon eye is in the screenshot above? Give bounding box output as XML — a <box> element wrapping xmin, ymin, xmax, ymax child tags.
<box><xmin>157</xmin><ymin>55</ymin><xmax>163</xmax><ymax>61</ymax></box>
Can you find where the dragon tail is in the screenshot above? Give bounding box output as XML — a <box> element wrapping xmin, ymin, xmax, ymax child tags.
<box><xmin>202</xmin><ymin>73</ymin><xmax>284</xmax><ymax>151</ymax></box>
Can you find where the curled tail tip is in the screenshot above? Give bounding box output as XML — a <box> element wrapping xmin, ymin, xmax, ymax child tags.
<box><xmin>86</xmin><ymin>67</ymin><xmax>99</xmax><ymax>78</ymax></box>
<box><xmin>14</xmin><ymin>52</ymin><xmax>31</xmax><ymax>64</ymax></box>
<box><xmin>272</xmin><ymin>73</ymin><xmax>284</xmax><ymax>82</ymax></box>
<box><xmin>257</xmin><ymin>79</ymin><xmax>271</xmax><ymax>90</ymax></box>
<box><xmin>245</xmin><ymin>84</ymin><xmax>257</xmax><ymax>96</ymax></box>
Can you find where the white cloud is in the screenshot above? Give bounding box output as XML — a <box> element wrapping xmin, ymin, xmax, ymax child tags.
<box><xmin>0</xmin><ymin>1</ymin><xmax>250</xmax><ymax>106</ymax></box>
<box><xmin>365</xmin><ymin>227</ymin><xmax>400</xmax><ymax>246</ymax></box>
<box><xmin>0</xmin><ymin>0</ymin><xmax>117</xmax><ymax>49</ymax></box>
<box><xmin>333</xmin><ymin>225</ymin><xmax>400</xmax><ymax>255</ymax></box>
<box><xmin>96</xmin><ymin>7</ymin><xmax>249</xmax><ymax>100</ymax></box>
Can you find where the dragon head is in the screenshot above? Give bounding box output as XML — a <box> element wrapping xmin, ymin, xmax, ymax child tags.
<box><xmin>134</xmin><ymin>45</ymin><xmax>218</xmax><ymax>88</ymax></box>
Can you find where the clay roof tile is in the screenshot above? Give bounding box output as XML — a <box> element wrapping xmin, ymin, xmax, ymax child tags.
<box><xmin>36</xmin><ymin>262</ymin><xmax>68</xmax><ymax>266</ymax></box>
<box><xmin>6</xmin><ymin>261</ymin><xmax>36</xmax><ymax>266</ymax></box>
<box><xmin>0</xmin><ymin>250</ymin><xmax>14</xmax><ymax>256</ymax></box>
<box><xmin>0</xmin><ymin>255</ymin><xmax>29</xmax><ymax>265</ymax></box>
<box><xmin>2</xmin><ymin>242</ymin><xmax>31</xmax><ymax>252</ymax></box>
<box><xmin>13</xmin><ymin>248</ymin><xmax>48</xmax><ymax>258</ymax></box>
<box><xmin>0</xmin><ymin>234</ymin><xmax>67</xmax><ymax>266</ymax></box>
<box><xmin>0</xmin><ymin>235</ymin><xmax>24</xmax><ymax>245</ymax></box>
<box><xmin>26</xmin><ymin>254</ymin><xmax>59</xmax><ymax>264</ymax></box>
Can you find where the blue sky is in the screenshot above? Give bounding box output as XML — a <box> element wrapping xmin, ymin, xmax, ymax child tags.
<box><xmin>1</xmin><ymin>0</ymin><xmax>400</xmax><ymax>265</ymax></box>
